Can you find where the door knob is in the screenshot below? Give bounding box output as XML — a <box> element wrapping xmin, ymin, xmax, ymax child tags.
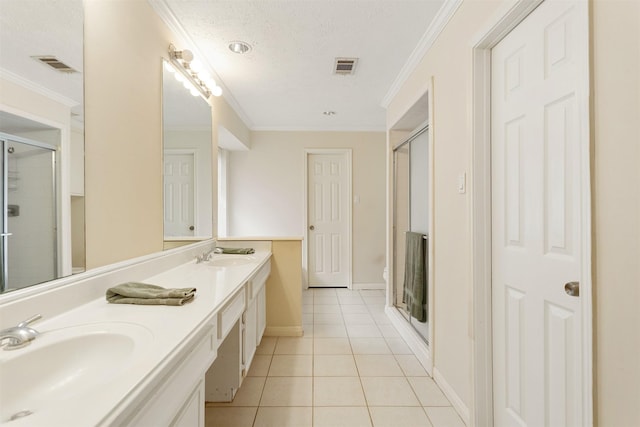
<box><xmin>309</xmin><ymin>225</ymin><xmax>315</xmax><ymax>230</ymax></box>
<box><xmin>564</xmin><ymin>281</ymin><xmax>579</xmax><ymax>297</ymax></box>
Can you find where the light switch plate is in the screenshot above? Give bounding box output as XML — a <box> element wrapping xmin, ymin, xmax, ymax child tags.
<box><xmin>458</xmin><ymin>173</ymin><xmax>466</xmax><ymax>194</ymax></box>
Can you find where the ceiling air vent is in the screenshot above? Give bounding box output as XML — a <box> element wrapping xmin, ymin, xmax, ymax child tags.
<box><xmin>31</xmin><ymin>56</ymin><xmax>78</xmax><ymax>73</ymax></box>
<box><xmin>334</xmin><ymin>57</ymin><xmax>358</xmax><ymax>75</ymax></box>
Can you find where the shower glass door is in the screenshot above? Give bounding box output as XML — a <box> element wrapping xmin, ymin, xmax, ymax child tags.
<box><xmin>0</xmin><ymin>136</ymin><xmax>57</xmax><ymax>291</ymax></box>
<box><xmin>392</xmin><ymin>126</ymin><xmax>429</xmax><ymax>343</ymax></box>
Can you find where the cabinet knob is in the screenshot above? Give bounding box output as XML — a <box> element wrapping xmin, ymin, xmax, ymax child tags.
<box><xmin>309</xmin><ymin>225</ymin><xmax>315</xmax><ymax>230</ymax></box>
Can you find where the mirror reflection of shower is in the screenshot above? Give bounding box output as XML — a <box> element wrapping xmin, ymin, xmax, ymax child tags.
<box><xmin>393</xmin><ymin>124</ymin><xmax>429</xmax><ymax>343</ymax></box>
<box><xmin>0</xmin><ymin>132</ymin><xmax>58</xmax><ymax>292</ymax></box>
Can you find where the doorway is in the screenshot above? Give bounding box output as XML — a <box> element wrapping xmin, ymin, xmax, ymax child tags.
<box><xmin>392</xmin><ymin>125</ymin><xmax>430</xmax><ymax>343</ymax></box>
<box><xmin>305</xmin><ymin>149</ymin><xmax>352</xmax><ymax>288</ymax></box>
<box><xmin>471</xmin><ymin>0</ymin><xmax>592</xmax><ymax>425</ymax></box>
<box><xmin>164</xmin><ymin>150</ymin><xmax>196</xmax><ymax>237</ymax></box>
<box><xmin>0</xmin><ymin>134</ymin><xmax>57</xmax><ymax>291</ymax></box>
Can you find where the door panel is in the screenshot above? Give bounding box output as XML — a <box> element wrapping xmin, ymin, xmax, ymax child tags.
<box><xmin>164</xmin><ymin>153</ymin><xmax>195</xmax><ymax>237</ymax></box>
<box><xmin>307</xmin><ymin>153</ymin><xmax>350</xmax><ymax>287</ymax></box>
<box><xmin>491</xmin><ymin>1</ymin><xmax>584</xmax><ymax>426</ymax></box>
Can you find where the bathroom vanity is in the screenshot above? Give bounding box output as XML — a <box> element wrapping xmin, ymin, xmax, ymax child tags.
<box><xmin>0</xmin><ymin>240</ymin><xmax>271</xmax><ymax>426</ymax></box>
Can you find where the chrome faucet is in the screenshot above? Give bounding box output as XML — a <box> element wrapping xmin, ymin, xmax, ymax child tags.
<box><xmin>0</xmin><ymin>314</ymin><xmax>42</xmax><ymax>350</ymax></box>
<box><xmin>196</xmin><ymin>245</ymin><xmax>217</xmax><ymax>264</ymax></box>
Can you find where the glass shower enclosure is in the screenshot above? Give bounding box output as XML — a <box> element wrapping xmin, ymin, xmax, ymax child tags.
<box><xmin>0</xmin><ymin>133</ymin><xmax>57</xmax><ymax>292</ymax></box>
<box><xmin>392</xmin><ymin>126</ymin><xmax>429</xmax><ymax>343</ymax></box>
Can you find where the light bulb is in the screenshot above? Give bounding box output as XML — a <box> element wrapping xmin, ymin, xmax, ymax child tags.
<box><xmin>183</xmin><ymin>80</ymin><xmax>192</xmax><ymax>90</ymax></box>
<box><xmin>205</xmin><ymin>77</ymin><xmax>217</xmax><ymax>89</ymax></box>
<box><xmin>211</xmin><ymin>86</ymin><xmax>223</xmax><ymax>97</ymax></box>
<box><xmin>180</xmin><ymin>49</ymin><xmax>194</xmax><ymax>63</ymax></box>
<box><xmin>174</xmin><ymin>72</ymin><xmax>185</xmax><ymax>83</ymax></box>
<box><xmin>190</xmin><ymin>59</ymin><xmax>202</xmax><ymax>73</ymax></box>
<box><xmin>199</xmin><ymin>71</ymin><xmax>211</xmax><ymax>82</ymax></box>
<box><xmin>190</xmin><ymin>87</ymin><xmax>200</xmax><ymax>96</ymax></box>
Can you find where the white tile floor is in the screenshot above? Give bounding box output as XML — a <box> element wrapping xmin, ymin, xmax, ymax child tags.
<box><xmin>205</xmin><ymin>288</ymin><xmax>466</xmax><ymax>427</ymax></box>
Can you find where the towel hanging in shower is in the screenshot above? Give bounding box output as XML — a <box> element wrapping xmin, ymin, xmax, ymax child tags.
<box><xmin>402</xmin><ymin>231</ymin><xmax>427</xmax><ymax>322</ymax></box>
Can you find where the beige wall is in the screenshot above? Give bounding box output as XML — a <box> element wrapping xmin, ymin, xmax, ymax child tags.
<box><xmin>387</xmin><ymin>0</ymin><xmax>640</xmax><ymax>424</ymax></box>
<box><xmin>84</xmin><ymin>1</ymin><xmax>249</xmax><ymax>269</ymax></box>
<box><xmin>388</xmin><ymin>0</ymin><xmax>499</xmax><ymax>411</ymax></box>
<box><xmin>592</xmin><ymin>0</ymin><xmax>640</xmax><ymax>425</ymax></box>
<box><xmin>265</xmin><ymin>240</ymin><xmax>303</xmax><ymax>336</ymax></box>
<box><xmin>227</xmin><ymin>130</ymin><xmax>387</xmax><ymax>286</ymax></box>
<box><xmin>84</xmin><ymin>0</ymin><xmax>169</xmax><ymax>268</ymax></box>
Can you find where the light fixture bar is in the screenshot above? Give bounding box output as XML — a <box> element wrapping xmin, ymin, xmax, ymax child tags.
<box><xmin>168</xmin><ymin>44</ymin><xmax>222</xmax><ymax>99</ymax></box>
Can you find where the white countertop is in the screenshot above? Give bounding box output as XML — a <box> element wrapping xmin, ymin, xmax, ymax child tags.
<box><xmin>0</xmin><ymin>249</ymin><xmax>271</xmax><ymax>427</ymax></box>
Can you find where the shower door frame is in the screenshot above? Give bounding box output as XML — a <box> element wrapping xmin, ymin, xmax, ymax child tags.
<box><xmin>0</xmin><ymin>132</ymin><xmax>58</xmax><ymax>292</ymax></box>
<box><xmin>392</xmin><ymin>124</ymin><xmax>432</xmax><ymax>344</ymax></box>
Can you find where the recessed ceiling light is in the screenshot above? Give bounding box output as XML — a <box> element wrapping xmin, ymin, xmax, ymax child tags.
<box><xmin>228</xmin><ymin>41</ymin><xmax>251</xmax><ymax>54</ymax></box>
<box><xmin>323</xmin><ymin>111</ymin><xmax>336</xmax><ymax>116</ymax></box>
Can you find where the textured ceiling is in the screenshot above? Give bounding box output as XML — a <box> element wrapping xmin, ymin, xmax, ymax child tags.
<box><xmin>0</xmin><ymin>0</ymin><xmax>83</xmax><ymax>107</ymax></box>
<box><xmin>162</xmin><ymin>0</ymin><xmax>445</xmax><ymax>131</ymax></box>
<box><xmin>0</xmin><ymin>1</ymin><xmax>444</xmax><ymax>132</ymax></box>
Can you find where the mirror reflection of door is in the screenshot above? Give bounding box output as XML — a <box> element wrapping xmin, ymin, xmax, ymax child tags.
<box><xmin>163</xmin><ymin>151</ymin><xmax>195</xmax><ymax>237</ymax></box>
<box><xmin>161</xmin><ymin>59</ymin><xmax>213</xmax><ymax>243</ymax></box>
<box><xmin>0</xmin><ymin>137</ymin><xmax>57</xmax><ymax>291</ymax></box>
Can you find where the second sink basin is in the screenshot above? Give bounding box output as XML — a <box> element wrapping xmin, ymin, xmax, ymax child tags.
<box><xmin>0</xmin><ymin>322</ymin><xmax>153</xmax><ymax>423</ymax></box>
<box><xmin>207</xmin><ymin>255</ymin><xmax>255</xmax><ymax>267</ymax></box>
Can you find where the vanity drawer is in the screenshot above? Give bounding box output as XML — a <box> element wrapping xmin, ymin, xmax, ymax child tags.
<box><xmin>249</xmin><ymin>261</ymin><xmax>271</xmax><ymax>300</ymax></box>
<box><xmin>218</xmin><ymin>288</ymin><xmax>246</xmax><ymax>340</ymax></box>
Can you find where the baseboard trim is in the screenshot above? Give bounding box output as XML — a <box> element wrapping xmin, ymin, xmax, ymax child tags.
<box><xmin>433</xmin><ymin>367</ymin><xmax>471</xmax><ymax>426</ymax></box>
<box><xmin>264</xmin><ymin>326</ymin><xmax>304</xmax><ymax>337</ymax></box>
<box><xmin>351</xmin><ymin>282</ymin><xmax>386</xmax><ymax>290</ymax></box>
<box><xmin>385</xmin><ymin>306</ymin><xmax>432</xmax><ymax>376</ymax></box>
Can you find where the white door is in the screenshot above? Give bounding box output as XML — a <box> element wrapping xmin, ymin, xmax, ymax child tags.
<box><xmin>164</xmin><ymin>152</ymin><xmax>195</xmax><ymax>236</ymax></box>
<box><xmin>491</xmin><ymin>1</ymin><xmax>585</xmax><ymax>426</ymax></box>
<box><xmin>307</xmin><ymin>152</ymin><xmax>351</xmax><ymax>287</ymax></box>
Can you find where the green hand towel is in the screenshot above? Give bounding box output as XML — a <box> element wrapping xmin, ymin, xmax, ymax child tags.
<box><xmin>106</xmin><ymin>282</ymin><xmax>196</xmax><ymax>306</ymax></box>
<box><xmin>214</xmin><ymin>247</ymin><xmax>255</xmax><ymax>254</ymax></box>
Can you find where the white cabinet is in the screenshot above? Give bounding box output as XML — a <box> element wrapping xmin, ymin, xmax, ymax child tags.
<box><xmin>123</xmin><ymin>317</ymin><xmax>217</xmax><ymax>427</ymax></box>
<box><xmin>206</xmin><ymin>259</ymin><xmax>270</xmax><ymax>403</ymax></box>
<box><xmin>244</xmin><ymin>295</ymin><xmax>258</xmax><ymax>370</ymax></box>
<box><xmin>171</xmin><ymin>380</ymin><xmax>205</xmax><ymax>427</ymax></box>
<box><xmin>246</xmin><ymin>260</ymin><xmax>269</xmax><ymax>358</ymax></box>
<box><xmin>256</xmin><ymin>283</ymin><xmax>267</xmax><ymax>345</ymax></box>
<box><xmin>243</xmin><ymin>260</ymin><xmax>269</xmax><ymax>375</ymax></box>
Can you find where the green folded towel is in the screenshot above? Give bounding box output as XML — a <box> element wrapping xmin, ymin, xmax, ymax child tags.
<box><xmin>214</xmin><ymin>247</ymin><xmax>255</xmax><ymax>255</ymax></box>
<box><xmin>106</xmin><ymin>282</ymin><xmax>196</xmax><ymax>306</ymax></box>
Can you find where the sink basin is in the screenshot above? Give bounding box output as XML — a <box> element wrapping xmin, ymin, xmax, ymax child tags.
<box><xmin>0</xmin><ymin>322</ymin><xmax>153</xmax><ymax>423</ymax></box>
<box><xmin>207</xmin><ymin>255</ymin><xmax>255</xmax><ymax>267</ymax></box>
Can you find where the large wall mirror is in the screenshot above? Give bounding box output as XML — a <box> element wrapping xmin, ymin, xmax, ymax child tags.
<box><xmin>0</xmin><ymin>0</ymin><xmax>84</xmax><ymax>294</ymax></box>
<box><xmin>162</xmin><ymin>60</ymin><xmax>213</xmax><ymax>244</ymax></box>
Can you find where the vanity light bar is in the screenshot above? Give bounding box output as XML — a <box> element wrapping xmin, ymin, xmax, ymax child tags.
<box><xmin>168</xmin><ymin>44</ymin><xmax>222</xmax><ymax>99</ymax></box>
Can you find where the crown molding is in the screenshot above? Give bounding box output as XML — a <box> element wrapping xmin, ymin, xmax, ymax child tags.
<box><xmin>0</xmin><ymin>68</ymin><xmax>79</xmax><ymax>108</ymax></box>
<box><xmin>250</xmin><ymin>125</ymin><xmax>386</xmax><ymax>133</ymax></box>
<box><xmin>380</xmin><ymin>0</ymin><xmax>463</xmax><ymax>108</ymax></box>
<box><xmin>147</xmin><ymin>0</ymin><xmax>255</xmax><ymax>129</ymax></box>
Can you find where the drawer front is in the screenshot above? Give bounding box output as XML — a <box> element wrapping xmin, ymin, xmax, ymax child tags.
<box><xmin>249</xmin><ymin>261</ymin><xmax>271</xmax><ymax>300</ymax></box>
<box><xmin>219</xmin><ymin>288</ymin><xmax>246</xmax><ymax>340</ymax></box>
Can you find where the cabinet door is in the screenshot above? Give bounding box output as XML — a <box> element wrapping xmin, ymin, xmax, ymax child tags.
<box><xmin>171</xmin><ymin>380</ymin><xmax>204</xmax><ymax>427</ymax></box>
<box><xmin>244</xmin><ymin>297</ymin><xmax>258</xmax><ymax>373</ymax></box>
<box><xmin>257</xmin><ymin>284</ymin><xmax>266</xmax><ymax>345</ymax></box>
